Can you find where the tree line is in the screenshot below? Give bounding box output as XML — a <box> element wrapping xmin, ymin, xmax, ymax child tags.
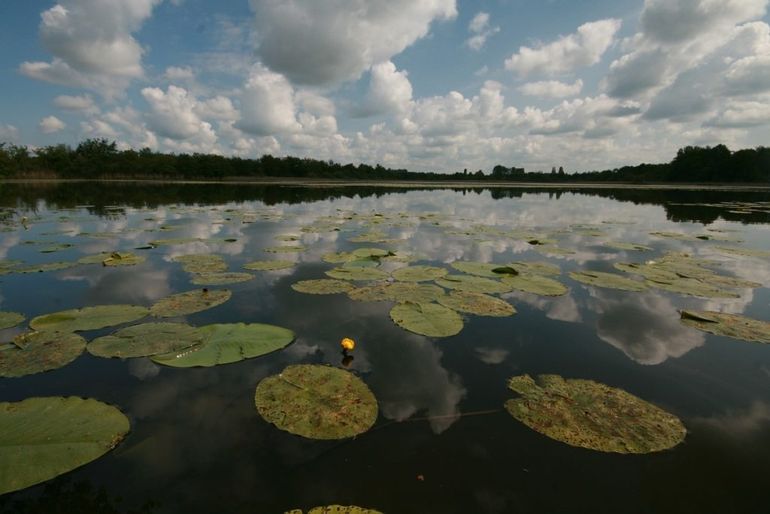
<box><xmin>0</xmin><ymin>139</ymin><xmax>768</xmax><ymax>183</ymax></box>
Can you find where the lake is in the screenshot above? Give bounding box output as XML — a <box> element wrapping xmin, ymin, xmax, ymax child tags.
<box><xmin>1</xmin><ymin>182</ymin><xmax>769</xmax><ymax>514</ymax></box>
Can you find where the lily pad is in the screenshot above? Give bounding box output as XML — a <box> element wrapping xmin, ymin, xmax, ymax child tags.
<box><xmin>569</xmin><ymin>270</ymin><xmax>648</xmax><ymax>292</ymax></box>
<box><xmin>254</xmin><ymin>364</ymin><xmax>377</xmax><ymax>440</ymax></box>
<box><xmin>243</xmin><ymin>260</ymin><xmax>294</xmax><ymax>271</ymax></box>
<box><xmin>30</xmin><ymin>305</ymin><xmax>149</xmax><ymax>332</ymax></box>
<box><xmin>388</xmin><ymin>265</ymin><xmax>446</xmax><ymax>282</ymax></box>
<box><xmin>150</xmin><ymin>289</ymin><xmax>231</xmax><ymax>317</ymax></box>
<box><xmin>173</xmin><ymin>254</ymin><xmax>227</xmax><ymax>273</ymax></box>
<box><xmin>0</xmin><ymin>332</ymin><xmax>86</xmax><ymax>377</ymax></box>
<box><xmin>438</xmin><ymin>291</ymin><xmax>516</xmax><ymax>317</ymax></box>
<box><xmin>501</xmin><ymin>274</ymin><xmax>568</xmax><ymax>296</ymax></box>
<box><xmin>646</xmin><ymin>277</ymin><xmax>739</xmax><ymax>298</ymax></box>
<box><xmin>0</xmin><ymin>396</ymin><xmax>130</xmax><ymax>495</ymax></box>
<box><xmin>0</xmin><ymin>312</ymin><xmax>24</xmax><ymax>330</ymax></box>
<box><xmin>16</xmin><ymin>262</ymin><xmax>78</xmax><ymax>274</ymax></box>
<box><xmin>190</xmin><ymin>272</ymin><xmax>254</xmax><ymax>285</ymax></box>
<box><xmin>714</xmin><ymin>246</ymin><xmax>770</xmax><ymax>259</ymax></box>
<box><xmin>436</xmin><ymin>275</ymin><xmax>511</xmax><ymax>295</ymax></box>
<box><xmin>603</xmin><ymin>242</ymin><xmax>652</xmax><ymax>251</ymax></box>
<box><xmin>264</xmin><ymin>245</ymin><xmax>305</xmax><ymax>253</ymax></box>
<box><xmin>325</xmin><ymin>267</ymin><xmax>389</xmax><ymax>281</ymax></box>
<box><xmin>287</xmin><ymin>507</ymin><xmax>382</xmax><ymax>514</ymax></box>
<box><xmin>88</xmin><ymin>322</ymin><xmax>204</xmax><ymax>358</ymax></box>
<box><xmin>507</xmin><ymin>261</ymin><xmax>561</xmax><ymax>276</ymax></box>
<box><xmin>291</xmin><ymin>279</ymin><xmax>354</xmax><ymax>295</ymax></box>
<box><xmin>152</xmin><ymin>323</ymin><xmax>294</xmax><ymax>367</ymax></box>
<box><xmin>348</xmin><ymin>283</ymin><xmax>445</xmax><ymax>303</ymax></box>
<box><xmin>680</xmin><ymin>310</ymin><xmax>770</xmax><ymax>343</ymax></box>
<box><xmin>505</xmin><ymin>374</ymin><xmax>686</xmax><ymax>454</ymax></box>
<box><xmin>390</xmin><ymin>302</ymin><xmax>463</xmax><ymax>337</ymax></box>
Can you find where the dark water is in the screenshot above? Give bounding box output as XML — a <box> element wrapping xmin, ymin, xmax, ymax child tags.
<box><xmin>1</xmin><ymin>182</ymin><xmax>770</xmax><ymax>514</ymax></box>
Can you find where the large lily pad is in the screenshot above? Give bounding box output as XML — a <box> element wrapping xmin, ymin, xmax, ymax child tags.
<box><xmin>680</xmin><ymin>310</ymin><xmax>770</xmax><ymax>344</ymax></box>
<box><xmin>714</xmin><ymin>246</ymin><xmax>770</xmax><ymax>259</ymax></box>
<box><xmin>291</xmin><ymin>279</ymin><xmax>354</xmax><ymax>295</ymax></box>
<box><xmin>391</xmin><ymin>265</ymin><xmax>448</xmax><ymax>282</ymax></box>
<box><xmin>508</xmin><ymin>261</ymin><xmax>561</xmax><ymax>276</ymax></box>
<box><xmin>450</xmin><ymin>261</ymin><xmax>502</xmax><ymax>278</ymax></box>
<box><xmin>173</xmin><ymin>254</ymin><xmax>227</xmax><ymax>273</ymax></box>
<box><xmin>348</xmin><ymin>283</ymin><xmax>445</xmax><ymax>303</ymax></box>
<box><xmin>325</xmin><ymin>267</ymin><xmax>389</xmax><ymax>281</ymax></box>
<box><xmin>435</xmin><ymin>275</ymin><xmax>511</xmax><ymax>294</ymax></box>
<box><xmin>88</xmin><ymin>322</ymin><xmax>204</xmax><ymax>358</ymax></box>
<box><xmin>647</xmin><ymin>277</ymin><xmax>739</xmax><ymax>298</ymax></box>
<box><xmin>77</xmin><ymin>252</ymin><xmax>145</xmax><ymax>267</ymax></box>
<box><xmin>190</xmin><ymin>272</ymin><xmax>254</xmax><ymax>286</ymax></box>
<box><xmin>390</xmin><ymin>302</ymin><xmax>463</xmax><ymax>337</ymax></box>
<box><xmin>603</xmin><ymin>242</ymin><xmax>652</xmax><ymax>251</ymax></box>
<box><xmin>264</xmin><ymin>245</ymin><xmax>305</xmax><ymax>254</ymax></box>
<box><xmin>287</xmin><ymin>506</ymin><xmax>383</xmax><ymax>514</ymax></box>
<box><xmin>438</xmin><ymin>291</ymin><xmax>516</xmax><ymax>317</ymax></box>
<box><xmin>569</xmin><ymin>270</ymin><xmax>648</xmax><ymax>292</ymax></box>
<box><xmin>254</xmin><ymin>364</ymin><xmax>377</xmax><ymax>440</ymax></box>
<box><xmin>0</xmin><ymin>312</ymin><xmax>24</xmax><ymax>330</ymax></box>
<box><xmin>0</xmin><ymin>332</ymin><xmax>86</xmax><ymax>378</ymax></box>
<box><xmin>16</xmin><ymin>262</ymin><xmax>78</xmax><ymax>274</ymax></box>
<box><xmin>501</xmin><ymin>274</ymin><xmax>568</xmax><ymax>296</ymax></box>
<box><xmin>151</xmin><ymin>322</ymin><xmax>294</xmax><ymax>367</ymax></box>
<box><xmin>505</xmin><ymin>374</ymin><xmax>686</xmax><ymax>454</ymax></box>
<box><xmin>243</xmin><ymin>260</ymin><xmax>294</xmax><ymax>271</ymax></box>
<box><xmin>150</xmin><ymin>289</ymin><xmax>231</xmax><ymax>317</ymax></box>
<box><xmin>0</xmin><ymin>396</ymin><xmax>130</xmax><ymax>495</ymax></box>
<box><xmin>30</xmin><ymin>305</ymin><xmax>149</xmax><ymax>333</ymax></box>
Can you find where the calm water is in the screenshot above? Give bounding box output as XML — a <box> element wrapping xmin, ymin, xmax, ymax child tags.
<box><xmin>1</xmin><ymin>182</ymin><xmax>770</xmax><ymax>514</ymax></box>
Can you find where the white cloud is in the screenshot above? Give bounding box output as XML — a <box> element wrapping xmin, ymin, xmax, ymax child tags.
<box><xmin>466</xmin><ymin>11</ymin><xmax>499</xmax><ymax>51</ymax></box>
<box><xmin>355</xmin><ymin>61</ymin><xmax>413</xmax><ymax>117</ymax></box>
<box><xmin>195</xmin><ymin>96</ymin><xmax>239</xmax><ymax>122</ymax></box>
<box><xmin>707</xmin><ymin>98</ymin><xmax>770</xmax><ymax>127</ymax></box>
<box><xmin>250</xmin><ymin>0</ymin><xmax>457</xmax><ymax>85</ymax></box>
<box><xmin>142</xmin><ymin>85</ymin><xmax>210</xmax><ymax>140</ymax></box>
<box><xmin>0</xmin><ymin>124</ymin><xmax>20</xmax><ymax>143</ymax></box>
<box><xmin>39</xmin><ymin>115</ymin><xmax>66</xmax><ymax>134</ymax></box>
<box><xmin>505</xmin><ymin>19</ymin><xmax>621</xmax><ymax>77</ymax></box>
<box><xmin>164</xmin><ymin>66</ymin><xmax>195</xmax><ymax>81</ymax></box>
<box><xmin>53</xmin><ymin>94</ymin><xmax>96</xmax><ymax>112</ymax></box>
<box><xmin>235</xmin><ymin>64</ymin><xmax>301</xmax><ymax>135</ymax></box>
<box><xmin>519</xmin><ymin>79</ymin><xmax>584</xmax><ymax>98</ymax></box>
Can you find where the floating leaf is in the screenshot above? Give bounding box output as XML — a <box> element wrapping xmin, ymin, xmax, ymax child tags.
<box><xmin>649</xmin><ymin>231</ymin><xmax>699</xmax><ymax>241</ymax></box>
<box><xmin>647</xmin><ymin>277</ymin><xmax>739</xmax><ymax>298</ymax></box>
<box><xmin>438</xmin><ymin>291</ymin><xmax>516</xmax><ymax>317</ymax></box>
<box><xmin>152</xmin><ymin>323</ymin><xmax>294</xmax><ymax>367</ymax></box>
<box><xmin>148</xmin><ymin>237</ymin><xmax>203</xmax><ymax>246</ymax></box>
<box><xmin>291</xmin><ymin>279</ymin><xmax>354</xmax><ymax>295</ymax></box>
<box><xmin>348</xmin><ymin>283</ymin><xmax>444</xmax><ymax>303</ymax></box>
<box><xmin>0</xmin><ymin>312</ymin><xmax>24</xmax><ymax>330</ymax></box>
<box><xmin>150</xmin><ymin>289</ymin><xmax>231</xmax><ymax>317</ymax></box>
<box><xmin>389</xmin><ymin>302</ymin><xmax>463</xmax><ymax>337</ymax></box>
<box><xmin>243</xmin><ymin>260</ymin><xmax>294</xmax><ymax>271</ymax></box>
<box><xmin>30</xmin><ymin>305</ymin><xmax>149</xmax><ymax>333</ymax></box>
<box><xmin>714</xmin><ymin>246</ymin><xmax>770</xmax><ymax>259</ymax></box>
<box><xmin>325</xmin><ymin>267</ymin><xmax>389</xmax><ymax>281</ymax></box>
<box><xmin>264</xmin><ymin>245</ymin><xmax>305</xmax><ymax>254</ymax></box>
<box><xmin>391</xmin><ymin>265</ymin><xmax>448</xmax><ymax>282</ymax></box>
<box><xmin>680</xmin><ymin>310</ymin><xmax>770</xmax><ymax>343</ymax></box>
<box><xmin>505</xmin><ymin>374</ymin><xmax>686</xmax><ymax>454</ymax></box>
<box><xmin>603</xmin><ymin>242</ymin><xmax>652</xmax><ymax>251</ymax></box>
<box><xmin>190</xmin><ymin>272</ymin><xmax>254</xmax><ymax>285</ymax></box>
<box><xmin>255</xmin><ymin>364</ymin><xmax>377</xmax><ymax>440</ymax></box>
<box><xmin>173</xmin><ymin>254</ymin><xmax>227</xmax><ymax>273</ymax></box>
<box><xmin>507</xmin><ymin>261</ymin><xmax>561</xmax><ymax>276</ymax></box>
<box><xmin>569</xmin><ymin>270</ymin><xmax>648</xmax><ymax>292</ymax></box>
<box><xmin>0</xmin><ymin>396</ymin><xmax>130</xmax><ymax>495</ymax></box>
<box><xmin>435</xmin><ymin>275</ymin><xmax>511</xmax><ymax>294</ymax></box>
<box><xmin>501</xmin><ymin>274</ymin><xmax>568</xmax><ymax>296</ymax></box>
<box><xmin>88</xmin><ymin>322</ymin><xmax>204</xmax><ymax>358</ymax></box>
<box><xmin>39</xmin><ymin>243</ymin><xmax>73</xmax><ymax>253</ymax></box>
<box><xmin>15</xmin><ymin>262</ymin><xmax>77</xmax><ymax>274</ymax></box>
<box><xmin>286</xmin><ymin>507</ymin><xmax>382</xmax><ymax>514</ymax></box>
<box><xmin>535</xmin><ymin>245</ymin><xmax>575</xmax><ymax>256</ymax></box>
<box><xmin>0</xmin><ymin>332</ymin><xmax>86</xmax><ymax>377</ymax></box>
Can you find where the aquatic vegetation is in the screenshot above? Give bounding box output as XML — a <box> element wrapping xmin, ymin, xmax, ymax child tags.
<box><xmin>505</xmin><ymin>374</ymin><xmax>686</xmax><ymax>453</ymax></box>
<box><xmin>714</xmin><ymin>246</ymin><xmax>770</xmax><ymax>259</ymax></box>
<box><xmin>78</xmin><ymin>252</ymin><xmax>146</xmax><ymax>266</ymax></box>
<box><xmin>390</xmin><ymin>302</ymin><xmax>463</xmax><ymax>337</ymax></box>
<box><xmin>391</xmin><ymin>265</ymin><xmax>448</xmax><ymax>282</ymax></box>
<box><xmin>264</xmin><ymin>245</ymin><xmax>306</xmax><ymax>253</ymax></box>
<box><xmin>255</xmin><ymin>364</ymin><xmax>377</xmax><ymax>440</ymax></box>
<box><xmin>0</xmin><ymin>312</ymin><xmax>24</xmax><ymax>330</ymax></box>
<box><xmin>501</xmin><ymin>274</ymin><xmax>568</xmax><ymax>296</ymax></box>
<box><xmin>173</xmin><ymin>254</ymin><xmax>227</xmax><ymax>273</ymax></box>
<box><xmin>348</xmin><ymin>282</ymin><xmax>445</xmax><ymax>303</ymax></box>
<box><xmin>291</xmin><ymin>279</ymin><xmax>354</xmax><ymax>295</ymax></box>
<box><xmin>286</xmin><ymin>507</ymin><xmax>382</xmax><ymax>514</ymax></box>
<box><xmin>150</xmin><ymin>289</ymin><xmax>231</xmax><ymax>317</ymax></box>
<box><xmin>438</xmin><ymin>291</ymin><xmax>516</xmax><ymax>317</ymax></box>
<box><xmin>0</xmin><ymin>331</ymin><xmax>86</xmax><ymax>377</ymax></box>
<box><xmin>190</xmin><ymin>272</ymin><xmax>254</xmax><ymax>285</ymax></box>
<box><xmin>325</xmin><ymin>267</ymin><xmax>389</xmax><ymax>281</ymax></box>
<box><xmin>88</xmin><ymin>322</ymin><xmax>204</xmax><ymax>358</ymax></box>
<box><xmin>243</xmin><ymin>260</ymin><xmax>295</xmax><ymax>271</ymax></box>
<box><xmin>680</xmin><ymin>310</ymin><xmax>770</xmax><ymax>344</ymax></box>
<box><xmin>602</xmin><ymin>242</ymin><xmax>652</xmax><ymax>251</ymax></box>
<box><xmin>569</xmin><ymin>270</ymin><xmax>648</xmax><ymax>292</ymax></box>
<box><xmin>435</xmin><ymin>275</ymin><xmax>512</xmax><ymax>294</ymax></box>
<box><xmin>508</xmin><ymin>261</ymin><xmax>561</xmax><ymax>276</ymax></box>
<box><xmin>30</xmin><ymin>305</ymin><xmax>149</xmax><ymax>332</ymax></box>
<box><xmin>0</xmin><ymin>396</ymin><xmax>130</xmax><ymax>495</ymax></box>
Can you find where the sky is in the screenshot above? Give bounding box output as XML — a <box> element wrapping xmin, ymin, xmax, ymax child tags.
<box><xmin>1</xmin><ymin>0</ymin><xmax>769</xmax><ymax>173</ymax></box>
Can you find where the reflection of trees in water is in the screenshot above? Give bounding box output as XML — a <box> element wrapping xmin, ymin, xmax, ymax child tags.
<box><xmin>1</xmin><ymin>182</ymin><xmax>769</xmax><ymax>225</ymax></box>
<box><xmin>0</xmin><ymin>479</ymin><xmax>158</xmax><ymax>514</ymax></box>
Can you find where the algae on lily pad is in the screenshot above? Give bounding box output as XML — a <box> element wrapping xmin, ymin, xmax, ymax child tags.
<box><xmin>0</xmin><ymin>312</ymin><xmax>24</xmax><ymax>330</ymax></box>
<box><xmin>152</xmin><ymin>322</ymin><xmax>294</xmax><ymax>367</ymax></box>
<box><xmin>173</xmin><ymin>254</ymin><xmax>227</xmax><ymax>273</ymax></box>
<box><xmin>243</xmin><ymin>260</ymin><xmax>294</xmax><ymax>271</ymax></box>
<box><xmin>190</xmin><ymin>272</ymin><xmax>254</xmax><ymax>286</ymax></box>
<box><xmin>348</xmin><ymin>283</ymin><xmax>444</xmax><ymax>303</ymax></box>
<box><xmin>390</xmin><ymin>302</ymin><xmax>463</xmax><ymax>337</ymax></box>
<box><xmin>680</xmin><ymin>310</ymin><xmax>770</xmax><ymax>344</ymax></box>
<box><xmin>0</xmin><ymin>396</ymin><xmax>130</xmax><ymax>495</ymax></box>
<box><xmin>287</xmin><ymin>506</ymin><xmax>383</xmax><ymax>514</ymax></box>
<box><xmin>291</xmin><ymin>279</ymin><xmax>354</xmax><ymax>295</ymax></box>
<box><xmin>391</xmin><ymin>265</ymin><xmax>448</xmax><ymax>282</ymax></box>
<box><xmin>150</xmin><ymin>289</ymin><xmax>231</xmax><ymax>317</ymax></box>
<box><xmin>435</xmin><ymin>275</ymin><xmax>512</xmax><ymax>295</ymax></box>
<box><xmin>438</xmin><ymin>291</ymin><xmax>516</xmax><ymax>317</ymax></box>
<box><xmin>505</xmin><ymin>374</ymin><xmax>686</xmax><ymax>454</ymax></box>
<box><xmin>569</xmin><ymin>270</ymin><xmax>648</xmax><ymax>292</ymax></box>
<box><xmin>88</xmin><ymin>322</ymin><xmax>204</xmax><ymax>358</ymax></box>
<box><xmin>255</xmin><ymin>364</ymin><xmax>377</xmax><ymax>440</ymax></box>
<box><xmin>325</xmin><ymin>267</ymin><xmax>389</xmax><ymax>281</ymax></box>
<box><xmin>30</xmin><ymin>305</ymin><xmax>149</xmax><ymax>333</ymax></box>
<box><xmin>501</xmin><ymin>274</ymin><xmax>568</xmax><ymax>296</ymax></box>
<box><xmin>0</xmin><ymin>332</ymin><xmax>86</xmax><ymax>378</ymax></box>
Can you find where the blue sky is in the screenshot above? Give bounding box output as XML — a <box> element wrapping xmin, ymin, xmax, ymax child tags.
<box><xmin>1</xmin><ymin>0</ymin><xmax>769</xmax><ymax>172</ymax></box>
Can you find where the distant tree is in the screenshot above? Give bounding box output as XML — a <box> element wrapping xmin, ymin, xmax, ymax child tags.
<box><xmin>558</xmin><ymin>166</ymin><xmax>565</xmax><ymax>175</ymax></box>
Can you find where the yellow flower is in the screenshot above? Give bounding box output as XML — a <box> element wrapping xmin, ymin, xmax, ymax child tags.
<box><xmin>340</xmin><ymin>337</ymin><xmax>356</xmax><ymax>351</ymax></box>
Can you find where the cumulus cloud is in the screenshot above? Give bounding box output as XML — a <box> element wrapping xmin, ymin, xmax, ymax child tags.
<box><xmin>164</xmin><ymin>66</ymin><xmax>195</xmax><ymax>81</ymax></box>
<box><xmin>235</xmin><ymin>64</ymin><xmax>301</xmax><ymax>135</ymax></box>
<box><xmin>39</xmin><ymin>115</ymin><xmax>66</xmax><ymax>134</ymax></box>
<box><xmin>53</xmin><ymin>94</ymin><xmax>96</xmax><ymax>112</ymax></box>
<box><xmin>0</xmin><ymin>124</ymin><xmax>20</xmax><ymax>143</ymax></box>
<box><xmin>505</xmin><ymin>19</ymin><xmax>621</xmax><ymax>77</ymax></box>
<box><xmin>707</xmin><ymin>99</ymin><xmax>770</xmax><ymax>127</ymax></box>
<box><xmin>250</xmin><ymin>0</ymin><xmax>456</xmax><ymax>85</ymax></box>
<box><xmin>466</xmin><ymin>11</ymin><xmax>500</xmax><ymax>51</ymax></box>
<box><xmin>519</xmin><ymin>79</ymin><xmax>584</xmax><ymax>98</ymax></box>
<box><xmin>355</xmin><ymin>61</ymin><xmax>413</xmax><ymax>117</ymax></box>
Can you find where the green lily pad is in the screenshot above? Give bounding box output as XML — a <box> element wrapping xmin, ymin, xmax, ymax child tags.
<box><xmin>152</xmin><ymin>323</ymin><xmax>294</xmax><ymax>367</ymax></box>
<box><xmin>88</xmin><ymin>322</ymin><xmax>204</xmax><ymax>358</ymax></box>
<box><xmin>501</xmin><ymin>274</ymin><xmax>568</xmax><ymax>296</ymax></box>
<box><xmin>30</xmin><ymin>305</ymin><xmax>149</xmax><ymax>332</ymax></box>
<box><xmin>348</xmin><ymin>283</ymin><xmax>445</xmax><ymax>303</ymax></box>
<box><xmin>286</xmin><ymin>507</ymin><xmax>382</xmax><ymax>514</ymax></box>
<box><xmin>507</xmin><ymin>261</ymin><xmax>561</xmax><ymax>276</ymax></box>
<box><xmin>349</xmin><ymin>232</ymin><xmax>391</xmax><ymax>243</ymax></box>
<box><xmin>435</xmin><ymin>275</ymin><xmax>512</xmax><ymax>294</ymax></box>
<box><xmin>438</xmin><ymin>291</ymin><xmax>516</xmax><ymax>317</ymax></box>
<box><xmin>569</xmin><ymin>270</ymin><xmax>648</xmax><ymax>292</ymax></box>
<box><xmin>714</xmin><ymin>246</ymin><xmax>770</xmax><ymax>259</ymax></box>
<box><xmin>243</xmin><ymin>260</ymin><xmax>294</xmax><ymax>271</ymax></box>
<box><xmin>325</xmin><ymin>267</ymin><xmax>389</xmax><ymax>281</ymax></box>
<box><xmin>603</xmin><ymin>242</ymin><xmax>652</xmax><ymax>251</ymax></box>
<box><xmin>390</xmin><ymin>302</ymin><xmax>463</xmax><ymax>337</ymax></box>
<box><xmin>264</xmin><ymin>245</ymin><xmax>305</xmax><ymax>253</ymax></box>
<box><xmin>649</xmin><ymin>231</ymin><xmax>699</xmax><ymax>241</ymax></box>
<box><xmin>291</xmin><ymin>279</ymin><xmax>354</xmax><ymax>295</ymax></box>
<box><xmin>150</xmin><ymin>289</ymin><xmax>231</xmax><ymax>317</ymax></box>
<box><xmin>0</xmin><ymin>312</ymin><xmax>24</xmax><ymax>330</ymax></box>
<box><xmin>505</xmin><ymin>374</ymin><xmax>686</xmax><ymax>454</ymax></box>
<box><xmin>0</xmin><ymin>396</ymin><xmax>130</xmax><ymax>495</ymax></box>
<box><xmin>391</xmin><ymin>265</ymin><xmax>448</xmax><ymax>282</ymax></box>
<box><xmin>39</xmin><ymin>243</ymin><xmax>74</xmax><ymax>253</ymax></box>
<box><xmin>16</xmin><ymin>262</ymin><xmax>78</xmax><ymax>274</ymax></box>
<box><xmin>535</xmin><ymin>245</ymin><xmax>576</xmax><ymax>256</ymax></box>
<box><xmin>0</xmin><ymin>332</ymin><xmax>86</xmax><ymax>378</ymax></box>
<box><xmin>190</xmin><ymin>272</ymin><xmax>254</xmax><ymax>285</ymax></box>
<box><xmin>647</xmin><ymin>277</ymin><xmax>739</xmax><ymax>298</ymax></box>
<box><xmin>254</xmin><ymin>364</ymin><xmax>377</xmax><ymax>440</ymax></box>
<box><xmin>680</xmin><ymin>310</ymin><xmax>770</xmax><ymax>343</ymax></box>
<box><xmin>173</xmin><ymin>254</ymin><xmax>227</xmax><ymax>273</ymax></box>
